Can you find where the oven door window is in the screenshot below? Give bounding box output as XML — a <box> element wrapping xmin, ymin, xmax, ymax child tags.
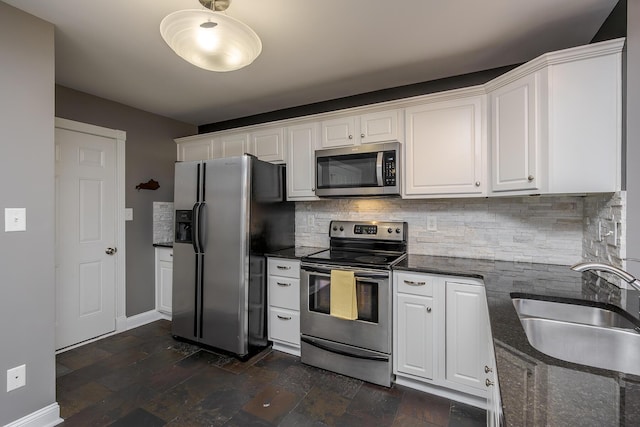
<box><xmin>316</xmin><ymin>152</ymin><xmax>379</xmax><ymax>188</ymax></box>
<box><xmin>308</xmin><ymin>274</ymin><xmax>379</xmax><ymax>323</ymax></box>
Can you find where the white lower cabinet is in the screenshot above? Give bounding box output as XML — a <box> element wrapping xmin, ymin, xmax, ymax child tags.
<box><xmin>267</xmin><ymin>257</ymin><xmax>301</xmax><ymax>355</ymax></box>
<box><xmin>394</xmin><ymin>270</ymin><xmax>492</xmax><ymax>409</ymax></box>
<box><xmin>155</xmin><ymin>247</ymin><xmax>173</xmax><ymax>316</ymax></box>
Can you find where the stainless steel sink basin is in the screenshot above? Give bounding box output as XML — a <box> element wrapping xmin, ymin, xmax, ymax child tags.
<box><xmin>512</xmin><ymin>296</ymin><xmax>640</xmax><ymax>376</ymax></box>
<box><xmin>512</xmin><ymin>297</ymin><xmax>639</xmax><ymax>330</ymax></box>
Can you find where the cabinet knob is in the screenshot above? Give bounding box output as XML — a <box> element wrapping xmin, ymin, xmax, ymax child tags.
<box><xmin>361</xmin><ymin>133</ymin><xmax>365</xmax><ymax>138</ymax></box>
<box><xmin>528</xmin><ymin>175</ymin><xmax>534</xmax><ymax>181</ymax></box>
<box><xmin>475</xmin><ymin>181</ymin><xmax>481</xmax><ymax>187</ymax></box>
<box><xmin>484</xmin><ymin>365</ymin><xmax>493</xmax><ymax>373</ymax></box>
<box><xmin>486</xmin><ymin>379</ymin><xmax>494</xmax><ymax>387</ymax></box>
<box><xmin>348</xmin><ymin>135</ymin><xmax>353</xmax><ymax>140</ymax></box>
<box><xmin>426</xmin><ymin>307</ymin><xmax>432</xmax><ymax>313</ymax></box>
<box><xmin>105</xmin><ymin>247</ymin><xmax>117</xmax><ymax>255</ymax></box>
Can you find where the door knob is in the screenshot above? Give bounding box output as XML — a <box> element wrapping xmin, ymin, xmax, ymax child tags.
<box><xmin>105</xmin><ymin>247</ymin><xmax>117</xmax><ymax>255</ymax></box>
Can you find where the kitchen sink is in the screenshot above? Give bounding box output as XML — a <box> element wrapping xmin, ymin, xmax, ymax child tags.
<box><xmin>512</xmin><ymin>295</ymin><xmax>640</xmax><ymax>376</ymax></box>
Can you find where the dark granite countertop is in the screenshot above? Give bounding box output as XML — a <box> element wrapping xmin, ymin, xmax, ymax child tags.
<box><xmin>265</xmin><ymin>246</ymin><xmax>325</xmax><ymax>260</ymax></box>
<box><xmin>395</xmin><ymin>254</ymin><xmax>640</xmax><ymax>426</ymax></box>
<box><xmin>153</xmin><ymin>242</ymin><xmax>173</xmax><ymax>248</ymax></box>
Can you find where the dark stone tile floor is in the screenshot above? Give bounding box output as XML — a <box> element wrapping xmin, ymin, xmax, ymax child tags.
<box><xmin>57</xmin><ymin>320</ymin><xmax>486</xmax><ymax>426</ymax></box>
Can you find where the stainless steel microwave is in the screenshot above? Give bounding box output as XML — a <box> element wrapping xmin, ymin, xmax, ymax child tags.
<box><xmin>315</xmin><ymin>142</ymin><xmax>400</xmax><ymax>197</ymax></box>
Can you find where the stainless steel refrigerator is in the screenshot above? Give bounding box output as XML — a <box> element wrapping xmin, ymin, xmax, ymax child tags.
<box><xmin>172</xmin><ymin>155</ymin><xmax>294</xmax><ymax>357</ymax></box>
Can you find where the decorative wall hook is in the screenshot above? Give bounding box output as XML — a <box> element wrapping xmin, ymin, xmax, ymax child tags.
<box><xmin>136</xmin><ymin>179</ymin><xmax>160</xmax><ymax>191</ymax></box>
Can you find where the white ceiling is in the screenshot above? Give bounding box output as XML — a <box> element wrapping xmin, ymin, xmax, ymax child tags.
<box><xmin>4</xmin><ymin>0</ymin><xmax>618</xmax><ymax>126</ymax></box>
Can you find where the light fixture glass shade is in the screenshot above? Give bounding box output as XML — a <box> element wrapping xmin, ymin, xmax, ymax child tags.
<box><xmin>160</xmin><ymin>9</ymin><xmax>262</xmax><ymax>72</ymax></box>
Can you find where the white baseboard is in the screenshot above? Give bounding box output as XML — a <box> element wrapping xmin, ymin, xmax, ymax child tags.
<box><xmin>125</xmin><ymin>310</ymin><xmax>169</xmax><ymax>330</ymax></box>
<box><xmin>3</xmin><ymin>403</ymin><xmax>62</xmax><ymax>427</ymax></box>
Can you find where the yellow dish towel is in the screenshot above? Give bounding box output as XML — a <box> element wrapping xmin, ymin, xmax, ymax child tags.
<box><xmin>330</xmin><ymin>270</ymin><xmax>358</xmax><ymax>320</ymax></box>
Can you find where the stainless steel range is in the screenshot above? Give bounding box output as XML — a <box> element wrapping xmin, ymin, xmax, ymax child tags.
<box><xmin>300</xmin><ymin>220</ymin><xmax>407</xmax><ymax>387</ymax></box>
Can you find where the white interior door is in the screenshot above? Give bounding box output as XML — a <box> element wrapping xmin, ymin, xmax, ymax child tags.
<box><xmin>55</xmin><ymin>126</ymin><xmax>117</xmax><ymax>350</ymax></box>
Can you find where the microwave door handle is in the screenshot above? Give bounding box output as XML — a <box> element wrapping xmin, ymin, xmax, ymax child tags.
<box><xmin>376</xmin><ymin>151</ymin><xmax>383</xmax><ymax>186</ymax></box>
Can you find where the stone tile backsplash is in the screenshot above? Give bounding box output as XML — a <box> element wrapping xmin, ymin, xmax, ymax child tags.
<box><xmin>153</xmin><ymin>202</ymin><xmax>174</xmax><ymax>244</ymax></box>
<box><xmin>295</xmin><ymin>193</ymin><xmax>625</xmax><ymax>266</ymax></box>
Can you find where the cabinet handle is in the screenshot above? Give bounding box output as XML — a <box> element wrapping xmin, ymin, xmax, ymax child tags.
<box><xmin>404</xmin><ymin>280</ymin><xmax>426</xmax><ymax>286</ymax></box>
<box><xmin>475</xmin><ymin>181</ymin><xmax>481</xmax><ymax>187</ymax></box>
<box><xmin>484</xmin><ymin>365</ymin><xmax>493</xmax><ymax>373</ymax></box>
<box><xmin>528</xmin><ymin>175</ymin><xmax>534</xmax><ymax>181</ymax></box>
<box><xmin>170</xmin><ymin>253</ymin><xmax>173</xmax><ymax>257</ymax></box>
<box><xmin>348</xmin><ymin>135</ymin><xmax>353</xmax><ymax>139</ymax></box>
<box><xmin>277</xmin><ymin>282</ymin><xmax>291</xmax><ymax>287</ymax></box>
<box><xmin>277</xmin><ymin>265</ymin><xmax>291</xmax><ymax>270</ymax></box>
<box><xmin>426</xmin><ymin>307</ymin><xmax>432</xmax><ymax>313</ymax></box>
<box><xmin>486</xmin><ymin>379</ymin><xmax>494</xmax><ymax>387</ymax></box>
<box><xmin>277</xmin><ymin>315</ymin><xmax>291</xmax><ymax>321</ymax></box>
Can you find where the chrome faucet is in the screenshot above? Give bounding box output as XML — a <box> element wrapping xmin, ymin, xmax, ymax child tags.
<box><xmin>571</xmin><ymin>262</ymin><xmax>640</xmax><ymax>292</ymax></box>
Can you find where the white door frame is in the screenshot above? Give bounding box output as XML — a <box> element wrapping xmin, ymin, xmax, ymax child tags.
<box><xmin>55</xmin><ymin>117</ymin><xmax>127</xmax><ymax>333</ymax></box>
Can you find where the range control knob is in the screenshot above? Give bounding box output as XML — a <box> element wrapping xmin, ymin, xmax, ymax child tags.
<box><xmin>387</xmin><ymin>227</ymin><xmax>393</xmax><ymax>233</ymax></box>
<box><xmin>332</xmin><ymin>226</ymin><xmax>337</xmax><ymax>231</ymax></box>
<box><xmin>339</xmin><ymin>226</ymin><xmax>344</xmax><ymax>231</ymax></box>
<box><xmin>396</xmin><ymin>228</ymin><xmax>401</xmax><ymax>234</ymax></box>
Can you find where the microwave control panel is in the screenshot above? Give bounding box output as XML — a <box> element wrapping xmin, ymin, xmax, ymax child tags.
<box><xmin>383</xmin><ymin>151</ymin><xmax>396</xmax><ymax>186</ymax></box>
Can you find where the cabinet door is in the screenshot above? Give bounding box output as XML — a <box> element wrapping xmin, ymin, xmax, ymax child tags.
<box><xmin>396</xmin><ymin>293</ymin><xmax>435</xmax><ymax>380</ymax></box>
<box><xmin>155</xmin><ymin>248</ymin><xmax>173</xmax><ymax>315</ymax></box>
<box><xmin>490</xmin><ymin>72</ymin><xmax>540</xmax><ymax>192</ymax></box>
<box><xmin>360</xmin><ymin>110</ymin><xmax>400</xmax><ymax>144</ymax></box>
<box><xmin>404</xmin><ymin>97</ymin><xmax>484</xmax><ymax>197</ymax></box>
<box><xmin>444</xmin><ymin>280</ymin><xmax>488</xmax><ymax>391</ymax></box>
<box><xmin>320</xmin><ymin>116</ymin><xmax>357</xmax><ymax>148</ymax></box>
<box><xmin>286</xmin><ymin>123</ymin><xmax>319</xmax><ymax>200</ymax></box>
<box><xmin>177</xmin><ymin>139</ymin><xmax>214</xmax><ymax>162</ymax></box>
<box><xmin>250</xmin><ymin>127</ymin><xmax>286</xmax><ymax>163</ymax></box>
<box><xmin>218</xmin><ymin>133</ymin><xmax>248</xmax><ymax>157</ymax></box>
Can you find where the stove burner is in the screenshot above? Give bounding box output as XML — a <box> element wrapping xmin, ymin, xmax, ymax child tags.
<box><xmin>355</xmin><ymin>255</ymin><xmax>388</xmax><ymax>264</ymax></box>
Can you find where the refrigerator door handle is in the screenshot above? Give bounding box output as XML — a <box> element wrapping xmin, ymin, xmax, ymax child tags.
<box><xmin>198</xmin><ymin>202</ymin><xmax>207</xmax><ymax>252</ymax></box>
<box><xmin>192</xmin><ymin>202</ymin><xmax>201</xmax><ymax>253</ymax></box>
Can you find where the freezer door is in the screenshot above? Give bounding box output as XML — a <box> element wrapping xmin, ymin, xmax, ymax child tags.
<box><xmin>200</xmin><ymin>156</ymin><xmax>250</xmax><ymax>355</ymax></box>
<box><xmin>172</xmin><ymin>161</ymin><xmax>202</xmax><ymax>341</ymax></box>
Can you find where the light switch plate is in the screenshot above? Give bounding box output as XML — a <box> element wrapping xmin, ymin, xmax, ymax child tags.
<box><xmin>5</xmin><ymin>208</ymin><xmax>26</xmax><ymax>232</ymax></box>
<box><xmin>125</xmin><ymin>208</ymin><xmax>133</xmax><ymax>221</ymax></box>
<box><xmin>7</xmin><ymin>364</ymin><xmax>26</xmax><ymax>392</ymax></box>
<box><xmin>427</xmin><ymin>216</ymin><xmax>437</xmax><ymax>232</ymax></box>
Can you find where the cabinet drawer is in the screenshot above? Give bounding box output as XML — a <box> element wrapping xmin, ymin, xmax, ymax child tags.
<box><xmin>156</xmin><ymin>247</ymin><xmax>173</xmax><ymax>263</ymax></box>
<box><xmin>268</xmin><ymin>276</ymin><xmax>299</xmax><ymax>310</ymax></box>
<box><xmin>395</xmin><ymin>272</ymin><xmax>434</xmax><ymax>296</ymax></box>
<box><xmin>267</xmin><ymin>258</ymin><xmax>300</xmax><ymax>278</ymax></box>
<box><xmin>268</xmin><ymin>307</ymin><xmax>300</xmax><ymax>346</ymax></box>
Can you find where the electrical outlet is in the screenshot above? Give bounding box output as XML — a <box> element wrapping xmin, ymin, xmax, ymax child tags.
<box><xmin>7</xmin><ymin>364</ymin><xmax>26</xmax><ymax>392</ymax></box>
<box><xmin>606</xmin><ymin>221</ymin><xmax>619</xmax><ymax>247</ymax></box>
<box><xmin>427</xmin><ymin>216</ymin><xmax>437</xmax><ymax>232</ymax></box>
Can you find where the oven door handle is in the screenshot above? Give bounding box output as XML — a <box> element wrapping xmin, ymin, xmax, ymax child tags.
<box><xmin>301</xmin><ymin>336</ymin><xmax>389</xmax><ymax>362</ymax></box>
<box><xmin>302</xmin><ymin>265</ymin><xmax>388</xmax><ymax>280</ymax></box>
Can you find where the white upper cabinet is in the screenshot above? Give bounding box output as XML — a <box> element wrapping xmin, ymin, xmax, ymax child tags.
<box><xmin>487</xmin><ymin>38</ymin><xmax>623</xmax><ymax>195</ymax></box>
<box><xmin>177</xmin><ymin>136</ymin><xmax>214</xmax><ymax>162</ymax></box>
<box><xmin>320</xmin><ymin>109</ymin><xmax>401</xmax><ymax>148</ymax></box>
<box><xmin>286</xmin><ymin>123</ymin><xmax>319</xmax><ymax>200</ymax></box>
<box><xmin>489</xmin><ymin>73</ymin><xmax>540</xmax><ymax>193</ymax></box>
<box><xmin>249</xmin><ymin>127</ymin><xmax>286</xmax><ymax>163</ymax></box>
<box><xmin>404</xmin><ymin>91</ymin><xmax>486</xmax><ymax>198</ymax></box>
<box><xmin>218</xmin><ymin>132</ymin><xmax>248</xmax><ymax>158</ymax></box>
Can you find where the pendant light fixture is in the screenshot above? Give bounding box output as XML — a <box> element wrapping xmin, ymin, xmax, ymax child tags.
<box><xmin>160</xmin><ymin>0</ymin><xmax>262</xmax><ymax>72</ymax></box>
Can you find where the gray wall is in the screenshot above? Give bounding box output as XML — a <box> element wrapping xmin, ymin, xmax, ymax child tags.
<box><xmin>626</xmin><ymin>1</ymin><xmax>640</xmax><ymax>275</ymax></box>
<box><xmin>55</xmin><ymin>86</ymin><xmax>196</xmax><ymax>316</ymax></box>
<box><xmin>0</xmin><ymin>2</ymin><xmax>56</xmax><ymax>424</ymax></box>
